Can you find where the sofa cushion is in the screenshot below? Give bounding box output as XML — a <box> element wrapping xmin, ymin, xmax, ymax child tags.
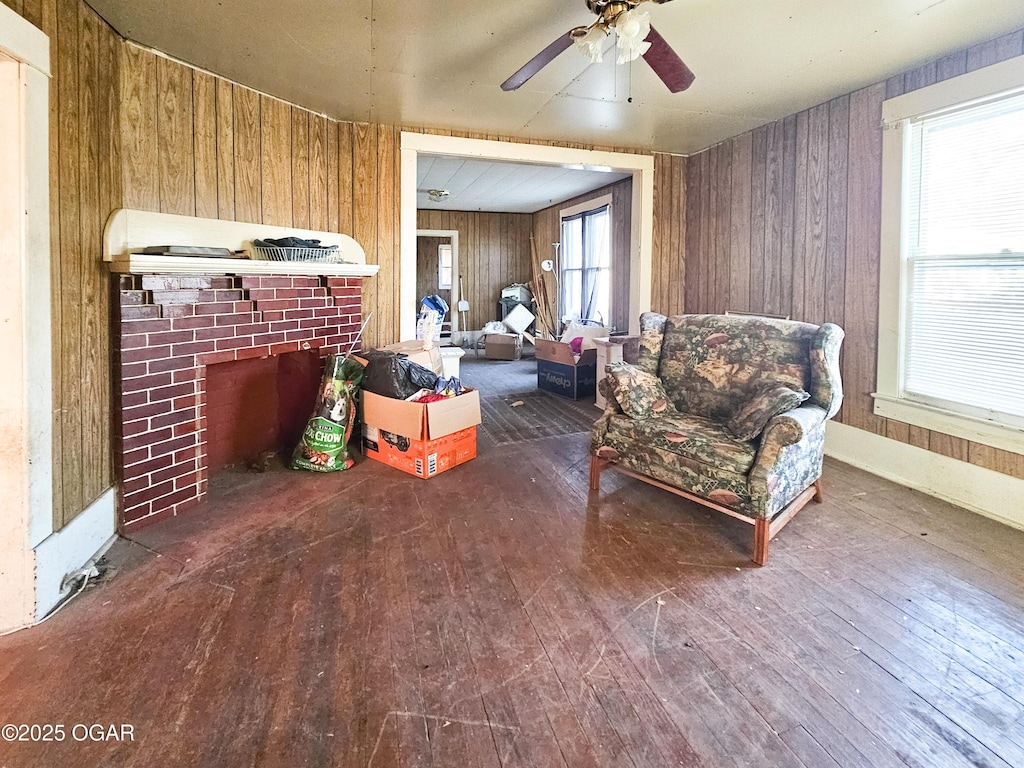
<box><xmin>605</xmin><ymin>412</ymin><xmax>758</xmax><ymax>475</ymax></box>
<box><xmin>637</xmin><ymin>312</ymin><xmax>668</xmax><ymax>376</ymax></box>
<box><xmin>606</xmin><ymin>362</ymin><xmax>677</xmax><ymax>420</ymax></box>
<box><xmin>658</xmin><ymin>314</ymin><xmax>820</xmax><ymax>420</ymax></box>
<box><xmin>726</xmin><ymin>385</ymin><xmax>810</xmax><ymax>441</ymax></box>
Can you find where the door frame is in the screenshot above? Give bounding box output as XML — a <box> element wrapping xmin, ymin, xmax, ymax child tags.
<box><xmin>416</xmin><ymin>228</ymin><xmax>460</xmax><ymax>341</ymax></box>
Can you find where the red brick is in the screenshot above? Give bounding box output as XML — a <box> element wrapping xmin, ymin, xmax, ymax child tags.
<box><xmin>174</xmin><ymin>445</ymin><xmax>198</xmax><ymax>463</ymax></box>
<box><xmin>149</xmin><ymin>382</ymin><xmax>196</xmax><ymax>403</ymax></box>
<box><xmin>172</xmin><ymin>340</ymin><xmax>217</xmax><ymax>357</ymax></box>
<box><xmin>122</xmin><ymin>502</ymin><xmax>153</xmax><ymax>526</ymax></box>
<box><xmin>141</xmin><ymin>276</ymin><xmax>182</xmax><ymax>291</ymax></box>
<box><xmin>314</xmin><ymin>306</ymin><xmax>341</xmax><ymax>318</ymax></box>
<box><xmin>150</xmin><ymin>459</ymin><xmax>197</xmax><ymax>486</ymax></box>
<box><xmin>121</xmin><ymin>305</ymin><xmax>161</xmax><ymax>321</ymax></box>
<box><xmin>158</xmin><ymin>486</ymin><xmax>202</xmax><ymax>508</ymax></box>
<box><xmin>282</xmin><ymin>309</ymin><xmax>314</xmax><ymax>321</ymax></box>
<box><xmin>149</xmin><ymin>433</ymin><xmax>197</xmax><ymax>457</ymax></box>
<box><xmin>120</xmin><ymin>391</ymin><xmax>149</xmax><ymax>410</ymax></box>
<box><xmin>121</xmin><ymin>344</ymin><xmax>171</xmax><ymax>364</ymax></box>
<box><xmin>122</xmin><ymin>418</ymin><xmax>151</xmax><ymax>438</ymax></box>
<box><xmin>234</xmin><ymin>322</ymin><xmax>271</xmax><ymax>336</ymax></box>
<box><xmin>328</xmin><ymin>286</ymin><xmax>361</xmax><ymax>298</ymax></box>
<box><xmin>253</xmin><ymin>298</ymin><xmax>301</xmax><ymax>312</ymax></box>
<box><xmin>124</xmin><ymin>479</ymin><xmax>176</xmax><ymax>507</ymax></box>
<box><xmin>121</xmin><ymin>317</ymin><xmax>171</xmax><ymax>333</ymax></box>
<box><xmin>215</xmin><ymin>335</ymin><xmax>255</xmax><ymax>351</ymax></box>
<box><xmin>162</xmin><ymin>304</ymin><xmax>195</xmax><ymax>318</ymax></box>
<box><xmin>122</xmin><ymin>427</ymin><xmax>174</xmax><ymax>453</ymax></box>
<box><xmin>215</xmin><ymin>312</ymin><xmax>260</xmax><ymax>326</ymax></box>
<box><xmin>147</xmin><ymin>330</ymin><xmax>195</xmax><ymax>346</ymax></box>
<box><xmin>122</xmin><ymin>361</ymin><xmax>148</xmax><ymax>379</ymax></box>
<box><xmin>194</xmin><ymin>326</ymin><xmax>236</xmax><ymax>341</ymax></box>
<box><xmin>268</xmin><ymin>341</ymin><xmax>302</xmax><ymax>356</ymax></box>
<box><xmin>122</xmin><ymin>402</ymin><xmax>169</xmax><ymax>423</ymax></box>
<box><xmin>261</xmin><ymin>310</ymin><xmax>286</xmax><ymax>322</ymax></box>
<box><xmin>122</xmin><ymin>372</ymin><xmax>174</xmax><ymax>394</ymax></box>
<box><xmin>172</xmin><ymin>421</ymin><xmax>199</xmax><ymax>437</ymax></box>
<box><xmin>148</xmin><ymin>356</ymin><xmax>194</xmax><ymax>374</ymax></box>
<box><xmin>296</xmin><ymin>298</ymin><xmax>329</xmax><ymax>309</ymax></box>
<box><xmin>194</xmin><ymin>301</ymin><xmax>243</xmax><ymax>316</ymax></box>
<box><xmin>152</xmin><ymin>408</ymin><xmax>196</xmax><ymax>430</ymax></box>
<box><xmin>252</xmin><ymin>332</ymin><xmax>287</xmax><ymax>346</ymax></box>
<box><xmin>171</xmin><ymin>395</ymin><xmax>197</xmax><ymax>412</ymax></box>
<box><xmin>240</xmin><ymin>276</ymin><xmax>293</xmax><ymax>289</ymax></box>
<box><xmin>173</xmin><ymin>368</ymin><xmax>200</xmax><ymax>383</ymax></box>
<box><xmin>120</xmin><ymin>332</ymin><xmax>149</xmax><ymax>350</ymax></box>
<box><xmin>231</xmin><ymin>345</ymin><xmax>272</xmax><ymax>362</ymax></box>
<box><xmin>122</xmin><ymin>446</ymin><xmax>150</xmax><ymax>466</ymax></box>
<box><xmin>211</xmin><ymin>289</ymin><xmax>244</xmax><ymax>301</ymax></box>
<box><xmin>269</xmin><ymin>320</ymin><xmax>300</xmax><ymax>332</ymax></box>
<box><xmin>197</xmin><ymin>350</ymin><xmax>237</xmax><ymax>366</ymax></box>
<box><xmin>170</xmin><ymin>315</ymin><xmax>218</xmax><ymax>330</ymax></box>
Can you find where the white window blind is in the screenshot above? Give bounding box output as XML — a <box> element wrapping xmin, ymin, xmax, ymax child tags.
<box><xmin>903</xmin><ymin>90</ymin><xmax>1024</xmax><ymax>423</ymax></box>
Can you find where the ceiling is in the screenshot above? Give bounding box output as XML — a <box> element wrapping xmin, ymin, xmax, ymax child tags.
<box><xmin>86</xmin><ymin>0</ymin><xmax>1024</xmax><ymax>155</ymax></box>
<box><xmin>417</xmin><ymin>155</ymin><xmax>631</xmax><ymax>213</ymax></box>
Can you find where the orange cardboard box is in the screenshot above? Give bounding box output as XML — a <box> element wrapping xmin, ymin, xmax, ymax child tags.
<box><xmin>361</xmin><ymin>389</ymin><xmax>481</xmax><ymax>478</ymax></box>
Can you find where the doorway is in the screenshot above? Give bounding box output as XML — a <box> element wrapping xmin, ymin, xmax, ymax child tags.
<box><xmin>399</xmin><ymin>133</ymin><xmax>655</xmax><ymax>340</ymax></box>
<box><xmin>416</xmin><ymin>228</ymin><xmax>460</xmax><ymax>343</ymax></box>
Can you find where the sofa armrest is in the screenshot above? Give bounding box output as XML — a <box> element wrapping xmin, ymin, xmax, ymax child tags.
<box><xmin>751</xmin><ymin>404</ymin><xmax>827</xmax><ymax>472</ymax></box>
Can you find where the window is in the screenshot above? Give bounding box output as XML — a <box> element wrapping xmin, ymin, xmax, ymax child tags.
<box><xmin>560</xmin><ymin>202</ymin><xmax>611</xmax><ymax>323</ymax></box>
<box><xmin>437</xmin><ymin>243</ymin><xmax>452</xmax><ymax>289</ymax></box>
<box><xmin>876</xmin><ymin>56</ymin><xmax>1024</xmax><ymax>451</ymax></box>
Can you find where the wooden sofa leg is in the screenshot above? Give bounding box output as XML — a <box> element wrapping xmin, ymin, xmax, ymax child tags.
<box><xmin>812</xmin><ymin>479</ymin><xmax>824</xmax><ymax>503</ymax></box>
<box><xmin>753</xmin><ymin>518</ymin><xmax>770</xmax><ymax>566</ymax></box>
<box><xmin>589</xmin><ymin>456</ymin><xmax>606</xmax><ymax>491</ymax></box>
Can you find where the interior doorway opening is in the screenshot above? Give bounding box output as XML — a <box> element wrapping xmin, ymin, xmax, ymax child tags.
<box><xmin>416</xmin><ymin>228</ymin><xmax>460</xmax><ymax>344</ymax></box>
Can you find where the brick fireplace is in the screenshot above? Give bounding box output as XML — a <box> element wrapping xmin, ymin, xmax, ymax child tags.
<box><xmin>116</xmin><ymin>273</ymin><xmax>363</xmax><ymax>530</ymax></box>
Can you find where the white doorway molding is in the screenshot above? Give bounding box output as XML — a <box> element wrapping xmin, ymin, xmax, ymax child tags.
<box><xmin>399</xmin><ymin>132</ymin><xmax>654</xmax><ymax>340</ymax></box>
<box><xmin>416</xmin><ymin>228</ymin><xmax>460</xmax><ymax>340</ymax></box>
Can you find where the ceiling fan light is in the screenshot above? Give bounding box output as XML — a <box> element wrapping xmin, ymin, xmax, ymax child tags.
<box><xmin>614</xmin><ymin>8</ymin><xmax>651</xmax><ymax>63</ymax></box>
<box><xmin>574</xmin><ymin>26</ymin><xmax>606</xmax><ymax>63</ymax></box>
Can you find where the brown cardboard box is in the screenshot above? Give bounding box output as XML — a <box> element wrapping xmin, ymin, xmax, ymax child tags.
<box><xmin>361</xmin><ymin>389</ymin><xmax>482</xmax><ymax>478</ymax></box>
<box><xmin>485</xmin><ymin>333</ymin><xmax>522</xmax><ymax>360</ymax></box>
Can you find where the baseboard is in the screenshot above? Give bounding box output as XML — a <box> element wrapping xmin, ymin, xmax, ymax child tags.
<box><xmin>33</xmin><ymin>488</ymin><xmax>117</xmax><ymax>620</ymax></box>
<box><xmin>825</xmin><ymin>421</ymin><xmax>1024</xmax><ymax>531</ymax></box>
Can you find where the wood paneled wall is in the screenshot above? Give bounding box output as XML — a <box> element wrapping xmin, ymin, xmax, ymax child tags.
<box><xmin>531</xmin><ymin>178</ymin><xmax>634</xmax><ymax>333</ymax></box>
<box><xmin>416</xmin><ymin>210</ymin><xmax>533</xmax><ymax>332</ymax></box>
<box><xmin>415</xmin><ymin>235</ymin><xmax>451</xmax><ymax>310</ymax></box>
<box><xmin>2</xmin><ymin>0</ymin><xmax>122</xmax><ymax>529</ymax></box>
<box><xmin>651</xmin><ymin>153</ymin><xmax>687</xmax><ymax>318</ymax></box>
<box><xmin>118</xmin><ymin>45</ymin><xmax>401</xmax><ymax>349</ymax></box>
<box><xmin>682</xmin><ymin>30</ymin><xmax>1024</xmax><ymax>481</ymax></box>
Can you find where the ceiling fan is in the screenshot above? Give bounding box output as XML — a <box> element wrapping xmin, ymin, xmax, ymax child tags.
<box><xmin>500</xmin><ymin>0</ymin><xmax>695</xmax><ymax>94</ymax></box>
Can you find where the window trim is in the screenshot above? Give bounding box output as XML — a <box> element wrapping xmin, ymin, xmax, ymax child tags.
<box><xmin>559</xmin><ymin>194</ymin><xmax>613</xmax><ymax>323</ymax></box>
<box><xmin>437</xmin><ymin>243</ymin><xmax>452</xmax><ymax>290</ymax></box>
<box><xmin>875</xmin><ymin>54</ymin><xmax>1024</xmax><ymax>453</ymax></box>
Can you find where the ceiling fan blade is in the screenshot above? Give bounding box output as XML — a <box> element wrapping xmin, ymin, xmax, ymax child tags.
<box><xmin>642</xmin><ymin>25</ymin><xmax>695</xmax><ymax>93</ymax></box>
<box><xmin>501</xmin><ymin>32</ymin><xmax>575</xmax><ymax>91</ymax></box>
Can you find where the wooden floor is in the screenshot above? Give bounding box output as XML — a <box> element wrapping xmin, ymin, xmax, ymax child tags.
<box><xmin>3</xmin><ymin>363</ymin><xmax>1024</xmax><ymax>766</ymax></box>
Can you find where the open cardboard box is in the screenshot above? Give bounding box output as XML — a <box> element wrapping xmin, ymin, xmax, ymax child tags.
<box><xmin>535</xmin><ymin>338</ymin><xmax>598</xmax><ymax>400</ymax></box>
<box><xmin>361</xmin><ymin>388</ymin><xmax>481</xmax><ymax>478</ymax></box>
<box><xmin>381</xmin><ymin>340</ymin><xmax>443</xmax><ymax>375</ymax></box>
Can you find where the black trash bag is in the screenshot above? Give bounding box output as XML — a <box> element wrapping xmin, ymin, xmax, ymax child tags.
<box><xmin>361</xmin><ymin>349</ymin><xmax>439</xmax><ymax>400</ymax></box>
<box><xmin>291</xmin><ymin>354</ymin><xmax>364</xmax><ymax>472</ymax></box>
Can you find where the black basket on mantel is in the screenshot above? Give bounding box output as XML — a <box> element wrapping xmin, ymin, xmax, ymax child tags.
<box><xmin>251</xmin><ymin>238</ymin><xmax>342</xmax><ymax>263</ymax></box>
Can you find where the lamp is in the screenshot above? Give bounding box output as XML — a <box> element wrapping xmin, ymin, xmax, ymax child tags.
<box><xmin>427</xmin><ymin>189</ymin><xmax>450</xmax><ymax>203</ymax></box>
<box><xmin>573</xmin><ymin>7</ymin><xmax>651</xmax><ymax>66</ymax></box>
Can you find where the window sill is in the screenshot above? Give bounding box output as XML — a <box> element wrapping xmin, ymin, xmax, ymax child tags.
<box><xmin>872</xmin><ymin>393</ymin><xmax>1024</xmax><ymax>454</ymax></box>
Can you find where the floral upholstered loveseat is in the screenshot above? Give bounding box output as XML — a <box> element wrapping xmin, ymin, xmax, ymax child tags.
<box><xmin>590</xmin><ymin>313</ymin><xmax>845</xmax><ymax>565</ymax></box>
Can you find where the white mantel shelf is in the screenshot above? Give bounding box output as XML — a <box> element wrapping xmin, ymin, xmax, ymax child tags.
<box><xmin>104</xmin><ymin>208</ymin><xmax>379</xmax><ymax>278</ymax></box>
<box><xmin>109</xmin><ymin>253</ymin><xmax>379</xmax><ymax>277</ymax></box>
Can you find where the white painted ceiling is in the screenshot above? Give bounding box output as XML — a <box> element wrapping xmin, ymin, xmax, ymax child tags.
<box><xmin>417</xmin><ymin>155</ymin><xmax>631</xmax><ymax>213</ymax></box>
<box><xmin>87</xmin><ymin>0</ymin><xmax>1024</xmax><ymax>155</ymax></box>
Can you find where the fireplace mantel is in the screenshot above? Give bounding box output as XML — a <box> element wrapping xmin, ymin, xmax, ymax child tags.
<box><xmin>103</xmin><ymin>208</ymin><xmax>380</xmax><ymax>278</ymax></box>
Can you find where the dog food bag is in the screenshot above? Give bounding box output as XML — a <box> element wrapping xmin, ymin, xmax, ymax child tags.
<box><xmin>291</xmin><ymin>354</ymin><xmax>365</xmax><ymax>472</ymax></box>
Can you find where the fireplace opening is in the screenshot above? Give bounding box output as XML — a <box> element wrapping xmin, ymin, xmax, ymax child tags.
<box><xmin>205</xmin><ymin>350</ymin><xmax>322</xmax><ymax>473</ymax></box>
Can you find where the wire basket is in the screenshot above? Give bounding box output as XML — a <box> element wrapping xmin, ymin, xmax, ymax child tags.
<box><xmin>252</xmin><ymin>245</ymin><xmax>341</xmax><ymax>263</ymax></box>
